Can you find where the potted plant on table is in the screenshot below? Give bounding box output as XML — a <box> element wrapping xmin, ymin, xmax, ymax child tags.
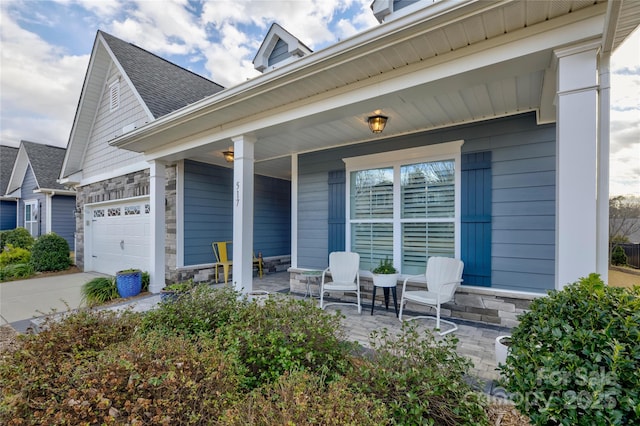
<box><xmin>372</xmin><ymin>257</ymin><xmax>399</xmax><ymax>287</ymax></box>
<box><xmin>115</xmin><ymin>268</ymin><xmax>142</xmax><ymax>298</ymax></box>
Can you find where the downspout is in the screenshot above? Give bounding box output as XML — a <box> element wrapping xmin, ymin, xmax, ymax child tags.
<box><xmin>597</xmin><ymin>54</ymin><xmax>611</xmax><ymax>282</ymax></box>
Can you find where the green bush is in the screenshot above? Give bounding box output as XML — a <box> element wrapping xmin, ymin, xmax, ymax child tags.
<box><xmin>0</xmin><ymin>228</ymin><xmax>34</xmax><ymax>250</ymax></box>
<box><xmin>500</xmin><ymin>273</ymin><xmax>640</xmax><ymax>425</ymax></box>
<box><xmin>349</xmin><ymin>322</ymin><xmax>489</xmax><ymax>426</ymax></box>
<box><xmin>0</xmin><ymin>263</ymin><xmax>34</xmax><ymax>281</ymax></box>
<box><xmin>611</xmin><ymin>245</ymin><xmax>628</xmax><ymax>266</ymax></box>
<box><xmin>141</xmin><ymin>271</ymin><xmax>150</xmax><ymax>291</ymax></box>
<box><xmin>0</xmin><ymin>244</ymin><xmax>31</xmax><ymax>267</ymax></box>
<box><xmin>81</xmin><ymin>276</ymin><xmax>118</xmax><ymax>305</ymax></box>
<box><xmin>29</xmin><ymin>233</ymin><xmax>70</xmax><ymax>272</ymax></box>
<box><xmin>216</xmin><ymin>296</ymin><xmax>352</xmax><ymax>389</ymax></box>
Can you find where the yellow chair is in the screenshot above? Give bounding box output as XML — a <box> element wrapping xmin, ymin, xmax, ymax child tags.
<box><xmin>212</xmin><ymin>242</ymin><xmax>263</xmax><ymax>284</ymax></box>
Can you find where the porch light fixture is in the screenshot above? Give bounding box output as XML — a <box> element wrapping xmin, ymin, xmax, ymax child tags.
<box><xmin>367</xmin><ymin>114</ymin><xmax>388</xmax><ymax>133</ymax></box>
<box><xmin>222</xmin><ymin>147</ymin><xmax>234</xmax><ymax>162</ymax></box>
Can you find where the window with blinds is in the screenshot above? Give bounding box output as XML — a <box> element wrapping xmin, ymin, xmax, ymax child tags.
<box><xmin>349</xmin><ymin>159</ymin><xmax>456</xmax><ymax>274</ymax></box>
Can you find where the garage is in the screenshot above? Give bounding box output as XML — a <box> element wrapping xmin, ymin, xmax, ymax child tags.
<box><xmin>87</xmin><ymin>198</ymin><xmax>151</xmax><ymax>275</ymax></box>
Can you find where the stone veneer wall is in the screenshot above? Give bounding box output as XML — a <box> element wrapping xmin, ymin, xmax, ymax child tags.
<box><xmin>169</xmin><ymin>255</ymin><xmax>291</xmax><ymax>284</ymax></box>
<box><xmin>75</xmin><ymin>169</ymin><xmax>150</xmax><ymax>269</ymax></box>
<box><xmin>289</xmin><ymin>270</ymin><xmax>539</xmax><ymax>328</ymax></box>
<box><xmin>164</xmin><ymin>165</ymin><xmax>177</xmax><ymax>286</ymax></box>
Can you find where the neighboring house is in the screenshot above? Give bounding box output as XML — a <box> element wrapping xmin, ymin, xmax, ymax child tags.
<box><xmin>5</xmin><ymin>141</ymin><xmax>76</xmax><ymax>249</ymax></box>
<box><xmin>0</xmin><ymin>145</ymin><xmax>19</xmax><ymax>230</ymax></box>
<box><xmin>60</xmin><ymin>1</ymin><xmax>640</xmax><ymax>327</ymax></box>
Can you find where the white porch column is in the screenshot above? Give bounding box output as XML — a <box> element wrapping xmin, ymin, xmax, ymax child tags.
<box><xmin>554</xmin><ymin>41</ymin><xmax>601</xmax><ymax>289</ymax></box>
<box><xmin>597</xmin><ymin>54</ymin><xmax>611</xmax><ymax>283</ymax></box>
<box><xmin>149</xmin><ymin>160</ymin><xmax>166</xmax><ymax>293</ymax></box>
<box><xmin>231</xmin><ymin>134</ymin><xmax>256</xmax><ymax>293</ymax></box>
<box><xmin>291</xmin><ymin>153</ymin><xmax>298</xmax><ymax>269</ymax></box>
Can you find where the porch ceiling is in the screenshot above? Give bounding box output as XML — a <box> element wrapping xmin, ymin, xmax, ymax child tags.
<box><xmin>110</xmin><ymin>0</ymin><xmax>638</xmax><ymax>181</ymax></box>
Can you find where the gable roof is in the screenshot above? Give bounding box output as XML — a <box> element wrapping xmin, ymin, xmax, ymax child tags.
<box><xmin>61</xmin><ymin>31</ymin><xmax>225</xmax><ymax>180</ymax></box>
<box><xmin>6</xmin><ymin>141</ymin><xmax>69</xmax><ymax>195</ymax></box>
<box><xmin>99</xmin><ymin>31</ymin><xmax>224</xmax><ymax>119</ymax></box>
<box><xmin>253</xmin><ymin>23</ymin><xmax>313</xmax><ymax>72</ymax></box>
<box><xmin>0</xmin><ymin>145</ymin><xmax>18</xmax><ymax>196</ymax></box>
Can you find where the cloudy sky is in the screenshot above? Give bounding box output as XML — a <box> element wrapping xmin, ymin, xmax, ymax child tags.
<box><xmin>1</xmin><ymin>0</ymin><xmax>638</xmax><ymax>196</ymax></box>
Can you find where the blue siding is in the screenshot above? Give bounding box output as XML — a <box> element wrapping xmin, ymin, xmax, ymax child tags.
<box><xmin>461</xmin><ymin>152</ymin><xmax>491</xmax><ymax>287</ymax></box>
<box><xmin>393</xmin><ymin>0</ymin><xmax>419</xmax><ymax>12</ymax></box>
<box><xmin>327</xmin><ymin>170</ymin><xmax>345</xmax><ymax>256</ymax></box>
<box><xmin>298</xmin><ymin>112</ymin><xmax>556</xmax><ymax>293</ymax></box>
<box><xmin>0</xmin><ymin>200</ymin><xmax>17</xmax><ymax>230</ymax></box>
<box><xmin>183</xmin><ymin>160</ymin><xmax>291</xmax><ymax>265</ymax></box>
<box><xmin>268</xmin><ymin>38</ymin><xmax>289</xmax><ymax>67</ymax></box>
<box><xmin>51</xmin><ymin>195</ymin><xmax>76</xmax><ymax>250</ymax></box>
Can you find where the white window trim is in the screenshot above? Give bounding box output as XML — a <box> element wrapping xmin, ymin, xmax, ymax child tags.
<box><xmin>24</xmin><ymin>199</ymin><xmax>38</xmax><ymax>237</ymax></box>
<box><xmin>343</xmin><ymin>140</ymin><xmax>464</xmax><ymax>274</ymax></box>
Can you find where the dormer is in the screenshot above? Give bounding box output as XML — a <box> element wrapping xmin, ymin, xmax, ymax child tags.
<box><xmin>253</xmin><ymin>23</ymin><xmax>313</xmax><ymax>73</ymax></box>
<box><xmin>371</xmin><ymin>0</ymin><xmax>421</xmax><ymax>23</ymax></box>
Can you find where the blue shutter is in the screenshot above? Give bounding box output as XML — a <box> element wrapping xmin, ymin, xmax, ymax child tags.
<box><xmin>461</xmin><ymin>152</ymin><xmax>492</xmax><ymax>287</ymax></box>
<box><xmin>328</xmin><ymin>170</ymin><xmax>346</xmax><ymax>254</ymax></box>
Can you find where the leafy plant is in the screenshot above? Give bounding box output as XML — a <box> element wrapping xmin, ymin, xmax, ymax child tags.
<box><xmin>611</xmin><ymin>245</ymin><xmax>628</xmax><ymax>266</ymax></box>
<box><xmin>0</xmin><ymin>263</ymin><xmax>34</xmax><ymax>281</ymax></box>
<box><xmin>29</xmin><ymin>233</ymin><xmax>71</xmax><ymax>272</ymax></box>
<box><xmin>141</xmin><ymin>271</ymin><xmax>150</xmax><ymax>291</ymax></box>
<box><xmin>500</xmin><ymin>273</ymin><xmax>640</xmax><ymax>425</ymax></box>
<box><xmin>81</xmin><ymin>276</ymin><xmax>118</xmax><ymax>305</ymax></box>
<box><xmin>348</xmin><ymin>321</ymin><xmax>489</xmax><ymax>425</ymax></box>
<box><xmin>0</xmin><ymin>228</ymin><xmax>34</xmax><ymax>250</ymax></box>
<box><xmin>163</xmin><ymin>279</ymin><xmax>195</xmax><ymax>293</ymax></box>
<box><xmin>0</xmin><ymin>244</ymin><xmax>31</xmax><ymax>267</ymax></box>
<box><xmin>372</xmin><ymin>256</ymin><xmax>397</xmax><ymax>274</ymax></box>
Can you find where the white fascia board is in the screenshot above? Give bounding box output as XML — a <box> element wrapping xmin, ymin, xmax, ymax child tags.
<box><xmin>59</xmin><ymin>171</ymin><xmax>83</xmax><ymax>186</ymax></box>
<box><xmin>33</xmin><ymin>188</ymin><xmax>77</xmax><ymax>196</ymax></box>
<box><xmin>144</xmin><ymin>13</ymin><xmax>604</xmax><ymax>161</ymax></box>
<box><xmin>6</xmin><ymin>145</ymin><xmax>34</xmax><ymax>194</ymax></box>
<box><xmin>76</xmin><ymin>160</ymin><xmax>149</xmax><ymax>187</ymax></box>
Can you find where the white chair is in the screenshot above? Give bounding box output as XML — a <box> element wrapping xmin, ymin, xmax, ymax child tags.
<box><xmin>320</xmin><ymin>251</ymin><xmax>362</xmax><ymax>314</ymax></box>
<box><xmin>398</xmin><ymin>257</ymin><xmax>463</xmax><ymax>335</ymax></box>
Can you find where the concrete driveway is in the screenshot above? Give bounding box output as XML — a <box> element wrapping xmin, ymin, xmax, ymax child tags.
<box><xmin>0</xmin><ymin>272</ymin><xmax>104</xmax><ymax>330</ymax></box>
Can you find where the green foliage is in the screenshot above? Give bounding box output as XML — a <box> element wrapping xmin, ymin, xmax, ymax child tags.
<box><xmin>0</xmin><ymin>228</ymin><xmax>34</xmax><ymax>250</ymax></box>
<box><xmin>141</xmin><ymin>271</ymin><xmax>150</xmax><ymax>292</ymax></box>
<box><xmin>140</xmin><ymin>285</ymin><xmax>245</xmax><ymax>336</ymax></box>
<box><xmin>29</xmin><ymin>233</ymin><xmax>71</xmax><ymax>272</ymax></box>
<box><xmin>500</xmin><ymin>273</ymin><xmax>640</xmax><ymax>425</ymax></box>
<box><xmin>215</xmin><ymin>296</ymin><xmax>352</xmax><ymax>389</ymax></box>
<box><xmin>81</xmin><ymin>276</ymin><xmax>118</xmax><ymax>305</ymax></box>
<box><xmin>611</xmin><ymin>245</ymin><xmax>628</xmax><ymax>266</ymax></box>
<box><xmin>372</xmin><ymin>256</ymin><xmax>397</xmax><ymax>274</ymax></box>
<box><xmin>163</xmin><ymin>279</ymin><xmax>195</xmax><ymax>293</ymax></box>
<box><xmin>218</xmin><ymin>370</ymin><xmax>388</xmax><ymax>425</ymax></box>
<box><xmin>349</xmin><ymin>321</ymin><xmax>489</xmax><ymax>426</ymax></box>
<box><xmin>0</xmin><ymin>263</ymin><xmax>34</xmax><ymax>281</ymax></box>
<box><xmin>0</xmin><ymin>244</ymin><xmax>31</xmax><ymax>267</ymax></box>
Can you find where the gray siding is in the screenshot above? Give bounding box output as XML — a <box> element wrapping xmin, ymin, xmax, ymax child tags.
<box><xmin>298</xmin><ymin>112</ymin><xmax>555</xmax><ymax>293</ymax></box>
<box><xmin>51</xmin><ymin>195</ymin><xmax>76</xmax><ymax>250</ymax></box>
<box><xmin>268</xmin><ymin>38</ymin><xmax>289</xmax><ymax>67</ymax></box>
<box><xmin>183</xmin><ymin>161</ymin><xmax>291</xmax><ymax>265</ymax></box>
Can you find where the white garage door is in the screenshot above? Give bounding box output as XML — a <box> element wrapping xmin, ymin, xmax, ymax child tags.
<box><xmin>88</xmin><ymin>200</ymin><xmax>151</xmax><ymax>275</ymax></box>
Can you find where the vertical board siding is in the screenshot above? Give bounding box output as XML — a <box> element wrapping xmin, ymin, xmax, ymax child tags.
<box><xmin>183</xmin><ymin>160</ymin><xmax>291</xmax><ymax>265</ymax></box>
<box><xmin>461</xmin><ymin>152</ymin><xmax>491</xmax><ymax>287</ymax></box>
<box><xmin>51</xmin><ymin>195</ymin><xmax>76</xmax><ymax>249</ymax></box>
<box><xmin>327</xmin><ymin>170</ymin><xmax>346</xmax><ymax>254</ymax></box>
<box><xmin>297</xmin><ymin>112</ymin><xmax>555</xmax><ymax>293</ymax></box>
<box><xmin>0</xmin><ymin>201</ymin><xmax>17</xmax><ymax>230</ymax></box>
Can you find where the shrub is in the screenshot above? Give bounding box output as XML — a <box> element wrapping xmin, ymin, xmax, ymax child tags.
<box><xmin>141</xmin><ymin>271</ymin><xmax>150</xmax><ymax>291</ymax></box>
<box><xmin>29</xmin><ymin>233</ymin><xmax>70</xmax><ymax>272</ymax></box>
<box><xmin>0</xmin><ymin>228</ymin><xmax>34</xmax><ymax>250</ymax></box>
<box><xmin>216</xmin><ymin>296</ymin><xmax>352</xmax><ymax>389</ymax></box>
<box><xmin>81</xmin><ymin>276</ymin><xmax>118</xmax><ymax>305</ymax></box>
<box><xmin>611</xmin><ymin>245</ymin><xmax>628</xmax><ymax>266</ymax></box>
<box><xmin>348</xmin><ymin>321</ymin><xmax>489</xmax><ymax>426</ymax></box>
<box><xmin>500</xmin><ymin>273</ymin><xmax>640</xmax><ymax>425</ymax></box>
<box><xmin>0</xmin><ymin>263</ymin><xmax>34</xmax><ymax>281</ymax></box>
<box><xmin>219</xmin><ymin>370</ymin><xmax>388</xmax><ymax>425</ymax></box>
<box><xmin>0</xmin><ymin>244</ymin><xmax>31</xmax><ymax>267</ymax></box>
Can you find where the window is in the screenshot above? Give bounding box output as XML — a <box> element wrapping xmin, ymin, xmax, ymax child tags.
<box><xmin>24</xmin><ymin>200</ymin><xmax>38</xmax><ymax>237</ymax></box>
<box><xmin>109</xmin><ymin>80</ymin><xmax>120</xmax><ymax>111</ymax></box>
<box><xmin>345</xmin><ymin>141</ymin><xmax>462</xmax><ymax>275</ymax></box>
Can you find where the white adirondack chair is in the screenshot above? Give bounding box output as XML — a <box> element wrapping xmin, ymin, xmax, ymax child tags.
<box><xmin>320</xmin><ymin>251</ymin><xmax>362</xmax><ymax>314</ymax></box>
